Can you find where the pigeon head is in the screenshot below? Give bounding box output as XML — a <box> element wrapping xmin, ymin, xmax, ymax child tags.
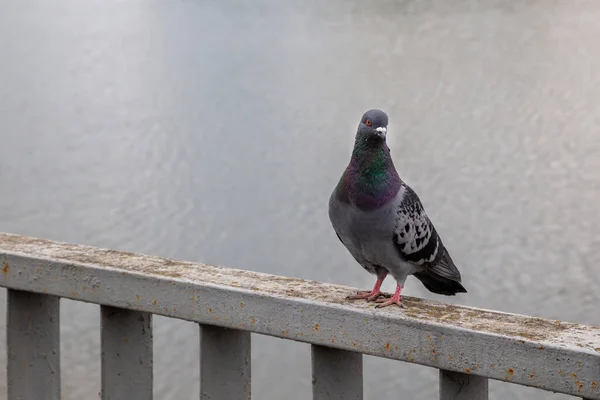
<box><xmin>356</xmin><ymin>109</ymin><xmax>389</xmax><ymax>142</ymax></box>
<box><xmin>340</xmin><ymin>108</ymin><xmax>401</xmax><ymax>210</ymax></box>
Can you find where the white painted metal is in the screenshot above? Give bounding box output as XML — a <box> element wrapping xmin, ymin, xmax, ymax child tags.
<box><xmin>1</xmin><ymin>233</ymin><xmax>600</xmax><ymax>399</ymax></box>
<box><xmin>200</xmin><ymin>324</ymin><xmax>251</xmax><ymax>399</ymax></box>
<box><xmin>7</xmin><ymin>289</ymin><xmax>61</xmax><ymax>400</ymax></box>
<box><xmin>101</xmin><ymin>306</ymin><xmax>153</xmax><ymax>400</ymax></box>
<box><xmin>312</xmin><ymin>345</ymin><xmax>363</xmax><ymax>400</ymax></box>
<box><xmin>440</xmin><ymin>369</ymin><xmax>488</xmax><ymax>400</ymax></box>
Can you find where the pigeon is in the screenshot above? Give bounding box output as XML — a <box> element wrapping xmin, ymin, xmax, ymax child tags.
<box><xmin>328</xmin><ymin>109</ymin><xmax>466</xmax><ymax>308</ymax></box>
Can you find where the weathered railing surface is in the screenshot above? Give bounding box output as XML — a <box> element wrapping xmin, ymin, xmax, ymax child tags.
<box><xmin>0</xmin><ymin>232</ymin><xmax>599</xmax><ymax>400</ymax></box>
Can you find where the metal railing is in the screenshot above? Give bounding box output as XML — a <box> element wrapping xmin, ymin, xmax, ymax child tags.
<box><xmin>0</xmin><ymin>232</ymin><xmax>599</xmax><ymax>400</ymax></box>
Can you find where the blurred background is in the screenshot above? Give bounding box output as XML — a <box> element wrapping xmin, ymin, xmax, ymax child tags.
<box><xmin>1</xmin><ymin>0</ymin><xmax>599</xmax><ymax>399</ymax></box>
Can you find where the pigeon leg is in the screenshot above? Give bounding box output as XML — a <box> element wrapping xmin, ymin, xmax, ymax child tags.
<box><xmin>375</xmin><ymin>283</ymin><xmax>405</xmax><ymax>308</ymax></box>
<box><xmin>346</xmin><ymin>274</ymin><xmax>389</xmax><ymax>302</ymax></box>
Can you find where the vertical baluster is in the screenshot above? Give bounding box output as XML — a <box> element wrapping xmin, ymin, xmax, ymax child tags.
<box><xmin>7</xmin><ymin>290</ymin><xmax>61</xmax><ymax>400</ymax></box>
<box><xmin>199</xmin><ymin>325</ymin><xmax>251</xmax><ymax>400</ymax></box>
<box><xmin>440</xmin><ymin>369</ymin><xmax>488</xmax><ymax>400</ymax></box>
<box><xmin>101</xmin><ymin>306</ymin><xmax>153</xmax><ymax>400</ymax></box>
<box><xmin>311</xmin><ymin>345</ymin><xmax>363</xmax><ymax>400</ymax></box>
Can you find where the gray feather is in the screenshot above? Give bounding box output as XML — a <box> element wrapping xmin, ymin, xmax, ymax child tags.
<box><xmin>329</xmin><ymin>181</ymin><xmax>466</xmax><ymax>295</ymax></box>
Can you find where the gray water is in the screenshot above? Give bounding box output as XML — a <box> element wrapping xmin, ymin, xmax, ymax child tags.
<box><xmin>1</xmin><ymin>0</ymin><xmax>599</xmax><ymax>399</ymax></box>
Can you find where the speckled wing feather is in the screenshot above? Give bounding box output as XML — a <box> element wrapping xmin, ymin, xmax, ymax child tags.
<box><xmin>393</xmin><ymin>184</ymin><xmax>462</xmax><ymax>282</ymax></box>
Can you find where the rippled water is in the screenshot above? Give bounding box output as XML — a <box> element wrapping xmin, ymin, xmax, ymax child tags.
<box><xmin>1</xmin><ymin>0</ymin><xmax>599</xmax><ymax>398</ymax></box>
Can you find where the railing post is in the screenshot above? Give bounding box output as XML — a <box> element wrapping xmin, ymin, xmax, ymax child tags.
<box><xmin>7</xmin><ymin>290</ymin><xmax>61</xmax><ymax>400</ymax></box>
<box><xmin>101</xmin><ymin>306</ymin><xmax>153</xmax><ymax>400</ymax></box>
<box><xmin>440</xmin><ymin>369</ymin><xmax>488</xmax><ymax>400</ymax></box>
<box><xmin>200</xmin><ymin>324</ymin><xmax>251</xmax><ymax>400</ymax></box>
<box><xmin>311</xmin><ymin>345</ymin><xmax>363</xmax><ymax>400</ymax></box>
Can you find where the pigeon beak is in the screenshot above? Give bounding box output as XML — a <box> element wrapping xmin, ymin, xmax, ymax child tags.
<box><xmin>375</xmin><ymin>126</ymin><xmax>387</xmax><ymax>139</ymax></box>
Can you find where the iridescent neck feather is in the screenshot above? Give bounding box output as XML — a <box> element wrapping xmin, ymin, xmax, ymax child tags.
<box><xmin>336</xmin><ymin>135</ymin><xmax>401</xmax><ymax>211</ymax></box>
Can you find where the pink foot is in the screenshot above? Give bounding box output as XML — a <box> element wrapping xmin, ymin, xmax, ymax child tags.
<box><xmin>375</xmin><ymin>284</ymin><xmax>405</xmax><ymax>308</ymax></box>
<box><xmin>347</xmin><ymin>290</ymin><xmax>391</xmax><ymax>302</ymax></box>
<box><xmin>346</xmin><ymin>274</ymin><xmax>388</xmax><ymax>302</ymax></box>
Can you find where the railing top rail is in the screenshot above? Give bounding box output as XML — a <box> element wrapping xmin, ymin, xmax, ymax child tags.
<box><xmin>1</xmin><ymin>232</ymin><xmax>599</xmax><ymax>399</ymax></box>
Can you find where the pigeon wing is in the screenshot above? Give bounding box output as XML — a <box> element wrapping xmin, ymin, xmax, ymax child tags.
<box><xmin>392</xmin><ymin>184</ymin><xmax>461</xmax><ymax>281</ymax></box>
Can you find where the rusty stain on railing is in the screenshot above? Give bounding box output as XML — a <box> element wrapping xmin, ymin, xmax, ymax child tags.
<box><xmin>1</xmin><ymin>232</ymin><xmax>599</xmax><ymax>400</ymax></box>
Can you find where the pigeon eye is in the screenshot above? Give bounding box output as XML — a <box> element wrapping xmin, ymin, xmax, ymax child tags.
<box><xmin>365</xmin><ymin>119</ymin><xmax>372</xmax><ymax>126</ymax></box>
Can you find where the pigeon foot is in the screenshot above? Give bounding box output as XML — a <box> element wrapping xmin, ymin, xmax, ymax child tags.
<box><xmin>375</xmin><ymin>297</ymin><xmax>405</xmax><ymax>308</ymax></box>
<box><xmin>347</xmin><ymin>290</ymin><xmax>391</xmax><ymax>302</ymax></box>
<box><xmin>374</xmin><ymin>284</ymin><xmax>404</xmax><ymax>308</ymax></box>
<box><xmin>346</xmin><ymin>274</ymin><xmax>388</xmax><ymax>302</ymax></box>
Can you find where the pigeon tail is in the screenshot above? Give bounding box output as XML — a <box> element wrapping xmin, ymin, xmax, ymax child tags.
<box><xmin>414</xmin><ymin>249</ymin><xmax>467</xmax><ymax>295</ymax></box>
<box><xmin>413</xmin><ymin>271</ymin><xmax>467</xmax><ymax>295</ymax></box>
